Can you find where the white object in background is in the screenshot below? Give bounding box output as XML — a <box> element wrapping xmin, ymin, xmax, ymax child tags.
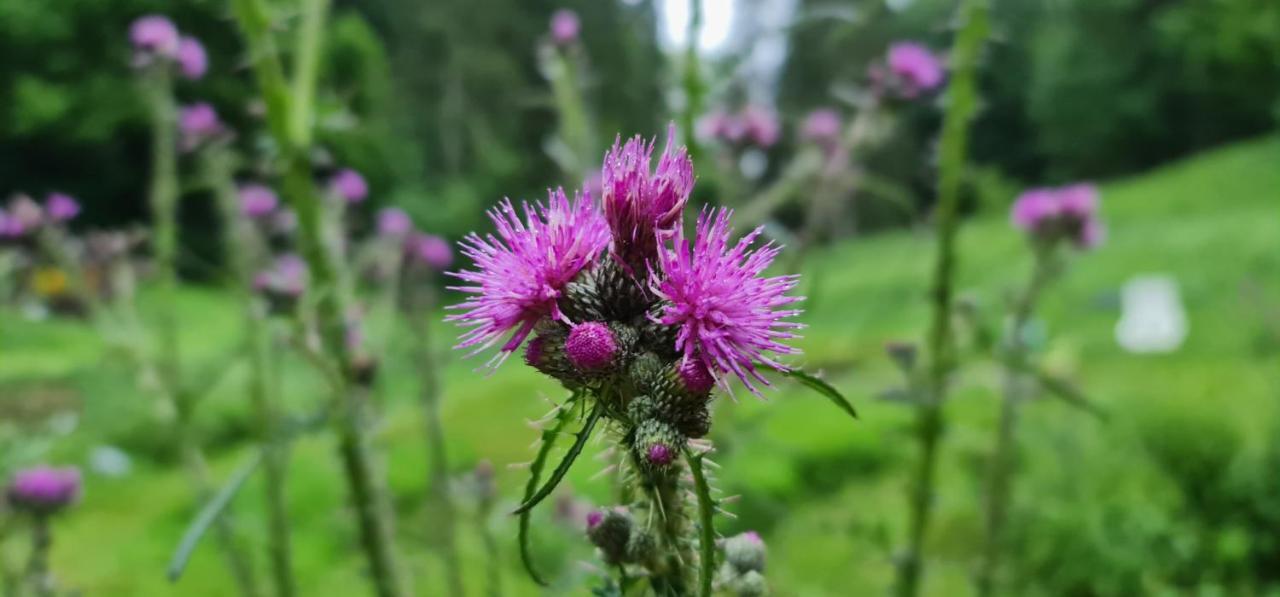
<box><xmin>90</xmin><ymin>445</ymin><xmax>133</xmax><ymax>478</ymax></box>
<box><xmin>1115</xmin><ymin>275</ymin><xmax>1188</xmax><ymax>353</ymax></box>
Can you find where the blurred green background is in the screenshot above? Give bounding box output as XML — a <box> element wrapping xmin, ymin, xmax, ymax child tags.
<box><xmin>2</xmin><ymin>0</ymin><xmax>1279</xmax><ymax>595</ymax></box>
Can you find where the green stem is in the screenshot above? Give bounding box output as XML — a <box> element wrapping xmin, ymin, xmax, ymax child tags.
<box><xmin>548</xmin><ymin>51</ymin><xmax>593</xmax><ymax>181</ymax></box>
<box><xmin>644</xmin><ymin>463</ymin><xmax>694</xmax><ymax>596</ymax></box>
<box><xmin>976</xmin><ymin>246</ymin><xmax>1055</xmax><ymax>597</ymax></box>
<box><xmin>230</xmin><ymin>1</ymin><xmax>409</xmax><ymax>594</ymax></box>
<box><xmin>476</xmin><ymin>496</ymin><xmax>502</xmax><ymax>597</ymax></box>
<box><xmin>895</xmin><ymin>2</ymin><xmax>988</xmax><ymax>596</ymax></box>
<box><xmin>210</xmin><ymin>147</ymin><xmax>297</xmax><ymax>597</ymax></box>
<box><xmin>24</xmin><ymin>516</ymin><xmax>50</xmax><ymax>597</ymax></box>
<box><xmin>145</xmin><ymin>69</ymin><xmax>260</xmax><ymax>597</ymax></box>
<box><xmin>408</xmin><ymin>283</ymin><xmax>464</xmax><ymax>597</ymax></box>
<box><xmin>679</xmin><ymin>0</ymin><xmax>705</xmax><ymax>162</ymax></box>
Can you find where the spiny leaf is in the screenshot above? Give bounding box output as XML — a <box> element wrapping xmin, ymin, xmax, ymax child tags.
<box><xmin>167</xmin><ymin>451</ymin><xmax>262</xmax><ymax>582</ymax></box>
<box><xmin>514</xmin><ymin>400</ymin><xmax>603</xmax><ymax>515</ymax></box>
<box><xmin>686</xmin><ymin>449</ymin><xmax>716</xmax><ymax>597</ymax></box>
<box><xmin>517</xmin><ymin>393</ymin><xmax>580</xmax><ymax>586</ymax></box>
<box><xmin>762</xmin><ymin>364</ymin><xmax>858</xmax><ymax>420</ymax></box>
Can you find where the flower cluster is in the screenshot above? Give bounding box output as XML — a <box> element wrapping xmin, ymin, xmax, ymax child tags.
<box><xmin>449</xmin><ymin>125</ymin><xmax>803</xmax><ymax>399</ymax></box>
<box><xmin>129</xmin><ymin>15</ymin><xmax>207</xmax><ymax>80</ymax></box>
<box><xmin>6</xmin><ymin>466</ymin><xmax>81</xmax><ymax>516</ymax></box>
<box><xmin>0</xmin><ymin>193</ymin><xmax>82</xmax><ymax>242</ymax></box>
<box><xmin>1010</xmin><ymin>183</ymin><xmax>1104</xmax><ymax>249</ymax></box>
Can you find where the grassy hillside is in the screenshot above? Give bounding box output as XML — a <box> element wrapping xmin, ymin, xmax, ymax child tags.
<box><xmin>1</xmin><ymin>136</ymin><xmax>1277</xmax><ymax>595</ymax></box>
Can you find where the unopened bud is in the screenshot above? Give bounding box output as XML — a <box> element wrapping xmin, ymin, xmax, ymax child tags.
<box><xmin>586</xmin><ymin>508</ymin><xmax>633</xmax><ymax>565</ymax></box>
<box><xmin>565</xmin><ymin>322</ymin><xmax>619</xmax><ymax>371</ymax></box>
<box><xmin>724</xmin><ymin>531</ymin><xmax>766</xmax><ymax>574</ymax></box>
<box><xmin>677</xmin><ymin>358</ymin><xmax>715</xmax><ymax>394</ymax></box>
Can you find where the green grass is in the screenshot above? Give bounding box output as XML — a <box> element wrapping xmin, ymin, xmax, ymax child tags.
<box><xmin>1</xmin><ymin>135</ymin><xmax>1278</xmax><ymax>595</ymax></box>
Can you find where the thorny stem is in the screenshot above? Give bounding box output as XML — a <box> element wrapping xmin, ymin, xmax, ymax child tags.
<box><xmin>230</xmin><ymin>0</ymin><xmax>409</xmax><ymax>594</ymax></box>
<box><xmin>976</xmin><ymin>246</ymin><xmax>1056</xmax><ymax>597</ymax></box>
<box><xmin>640</xmin><ymin>461</ymin><xmax>695</xmax><ymax>596</ymax></box>
<box><xmin>24</xmin><ymin>516</ymin><xmax>50</xmax><ymax>597</ymax></box>
<box><xmin>896</xmin><ymin>1</ymin><xmax>988</xmax><ymax>596</ymax></box>
<box><xmin>144</xmin><ymin>69</ymin><xmax>260</xmax><ymax>597</ymax></box>
<box><xmin>408</xmin><ymin>281</ymin><xmax>465</xmax><ymax>597</ymax></box>
<box><xmin>210</xmin><ymin>147</ymin><xmax>297</xmax><ymax>597</ymax></box>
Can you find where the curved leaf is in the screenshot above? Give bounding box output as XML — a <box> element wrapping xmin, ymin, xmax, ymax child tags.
<box><xmin>764</xmin><ymin>364</ymin><xmax>858</xmax><ymax>420</ymax></box>
<box><xmin>517</xmin><ymin>394</ymin><xmax>580</xmax><ymax>586</ymax></box>
<box><xmin>514</xmin><ymin>400</ymin><xmax>603</xmax><ymax>515</ymax></box>
<box><xmin>167</xmin><ymin>452</ymin><xmax>262</xmax><ymax>582</ymax></box>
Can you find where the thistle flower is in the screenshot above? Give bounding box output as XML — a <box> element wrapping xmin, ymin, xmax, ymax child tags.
<box><xmin>253</xmin><ymin>254</ymin><xmax>307</xmax><ymax>299</ymax></box>
<box><xmin>887</xmin><ymin>42</ymin><xmax>944</xmax><ymax>98</ymax></box>
<box><xmin>1010</xmin><ymin>184</ymin><xmax>1104</xmax><ymax>250</ymax></box>
<box><xmin>801</xmin><ymin>108</ymin><xmax>842</xmax><ymax>147</ymax></box>
<box><xmin>407</xmin><ymin>233</ymin><xmax>453</xmax><ymax>269</ymax></box>
<box><xmin>447</xmin><ymin>188</ymin><xmax>610</xmax><ymax>366</ymax></box>
<box><xmin>1010</xmin><ymin>188</ymin><xmax>1060</xmax><ymax>233</ymax></box>
<box><xmin>376</xmin><ymin>207</ymin><xmax>412</xmax><ymax>238</ymax></box>
<box><xmin>602</xmin><ymin>126</ymin><xmax>693</xmax><ymax>270</ymax></box>
<box><xmin>7</xmin><ymin>466</ymin><xmax>81</xmax><ymax>515</ymax></box>
<box><xmin>179</xmin><ymin>103</ymin><xmax>223</xmax><ymax>150</ymax></box>
<box><xmin>176</xmin><ymin>36</ymin><xmax>207</xmax><ymax>80</ymax></box>
<box><xmin>739</xmin><ymin>105</ymin><xmax>780</xmax><ymax>148</ymax></box>
<box><xmin>696</xmin><ymin>109</ymin><xmax>742</xmax><ymax>144</ymax></box>
<box><xmin>330</xmin><ymin>168</ymin><xmax>368</xmax><ymax>203</ymax></box>
<box><xmin>239</xmin><ymin>184</ymin><xmax>279</xmax><ymax>218</ymax></box>
<box><xmin>550</xmin><ymin>9</ymin><xmax>580</xmax><ymax>46</ymax></box>
<box><xmin>45</xmin><ymin>193</ymin><xmax>80</xmax><ymax>222</ymax></box>
<box><xmin>7</xmin><ymin>195</ymin><xmax>43</xmax><ymax>233</ymax></box>
<box><xmin>129</xmin><ymin>15</ymin><xmax>180</xmax><ymax>59</ymax></box>
<box><xmin>651</xmin><ymin>209</ymin><xmax>804</xmax><ymax>394</ymax></box>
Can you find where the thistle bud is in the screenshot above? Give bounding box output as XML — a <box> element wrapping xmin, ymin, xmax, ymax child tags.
<box><xmin>565</xmin><ymin>322</ymin><xmax>619</xmax><ymax>372</ymax></box>
<box><xmin>626</xmin><ymin>529</ymin><xmax>659</xmax><ymax>567</ymax></box>
<box><xmin>677</xmin><ymin>358</ymin><xmax>715</xmax><ymax>395</ymax></box>
<box><xmin>7</xmin><ymin>467</ymin><xmax>81</xmax><ymax>516</ymax></box>
<box><xmin>731</xmin><ymin>570</ymin><xmax>769</xmax><ymax>597</ymax></box>
<box><xmin>586</xmin><ymin>508</ymin><xmax>633</xmax><ymax>565</ymax></box>
<box><xmin>634</xmin><ymin>419</ymin><xmax>685</xmax><ymax>474</ymax></box>
<box><xmin>724</xmin><ymin>531</ymin><xmax>766</xmax><ymax>574</ymax></box>
<box><xmin>523</xmin><ymin>327</ymin><xmax>578</xmax><ymax>383</ymax></box>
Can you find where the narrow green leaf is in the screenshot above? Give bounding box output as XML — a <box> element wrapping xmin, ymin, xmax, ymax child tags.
<box><xmin>685</xmin><ymin>450</ymin><xmax>716</xmax><ymax>597</ymax></box>
<box><xmin>514</xmin><ymin>400</ymin><xmax>603</xmax><ymax>515</ymax></box>
<box><xmin>167</xmin><ymin>452</ymin><xmax>262</xmax><ymax>582</ymax></box>
<box><xmin>1029</xmin><ymin>366</ymin><xmax>1106</xmax><ymax>421</ymax></box>
<box><xmin>517</xmin><ymin>394</ymin><xmax>580</xmax><ymax>586</ymax></box>
<box><xmin>763</xmin><ymin>364</ymin><xmax>859</xmax><ymax>420</ymax></box>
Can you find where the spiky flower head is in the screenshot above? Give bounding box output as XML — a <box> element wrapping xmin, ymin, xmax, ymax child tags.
<box><xmin>447</xmin><ymin>188</ymin><xmax>610</xmax><ymax>366</ymax></box>
<box><xmin>887</xmin><ymin>42</ymin><xmax>944</xmax><ymax>98</ymax></box>
<box><xmin>329</xmin><ymin>168</ymin><xmax>368</xmax><ymax>203</ymax></box>
<box><xmin>652</xmin><ymin>209</ymin><xmax>803</xmax><ymax>395</ymax></box>
<box><xmin>1010</xmin><ymin>184</ymin><xmax>1104</xmax><ymax>250</ymax></box>
<box><xmin>550</xmin><ymin>9</ymin><xmax>580</xmax><ymax>46</ymax></box>
<box><xmin>130</xmin><ymin>15</ymin><xmax>179</xmax><ymax>59</ymax></box>
<box><xmin>564</xmin><ymin>322</ymin><xmax>619</xmax><ymax>371</ymax></box>
<box><xmin>377</xmin><ymin>207</ymin><xmax>413</xmax><ymax>238</ymax></box>
<box><xmin>602</xmin><ymin>125</ymin><xmax>693</xmax><ymax>271</ymax></box>
<box><xmin>239</xmin><ymin>184</ymin><xmax>279</xmax><ymax>218</ymax></box>
<box><xmin>7</xmin><ymin>466</ymin><xmax>81</xmax><ymax>515</ymax></box>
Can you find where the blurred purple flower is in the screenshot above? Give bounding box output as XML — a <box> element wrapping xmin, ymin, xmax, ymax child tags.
<box><xmin>0</xmin><ymin>211</ymin><xmax>23</xmax><ymax>239</ymax></box>
<box><xmin>887</xmin><ymin>42</ymin><xmax>944</xmax><ymax>98</ymax></box>
<box><xmin>801</xmin><ymin>108</ymin><xmax>842</xmax><ymax>147</ymax></box>
<box><xmin>377</xmin><ymin>207</ymin><xmax>413</xmax><ymax>238</ymax></box>
<box><xmin>330</xmin><ymin>168</ymin><xmax>368</xmax><ymax>203</ymax></box>
<box><xmin>253</xmin><ymin>254</ymin><xmax>307</xmax><ymax>298</ymax></box>
<box><xmin>446</xmin><ymin>188</ymin><xmax>610</xmax><ymax>367</ymax></box>
<box><xmin>602</xmin><ymin>125</ymin><xmax>693</xmax><ymax>269</ymax></box>
<box><xmin>45</xmin><ymin>193</ymin><xmax>81</xmax><ymax>222</ymax></box>
<box><xmin>130</xmin><ymin>15</ymin><xmax>180</xmax><ymax>59</ymax></box>
<box><xmin>696</xmin><ymin>109</ymin><xmax>741</xmax><ymax>143</ymax></box>
<box><xmin>1011</xmin><ymin>184</ymin><xmax>1104</xmax><ymax>250</ymax></box>
<box><xmin>651</xmin><ymin>208</ymin><xmax>804</xmax><ymax>395</ymax></box>
<box><xmin>7</xmin><ymin>466</ymin><xmax>81</xmax><ymax>515</ymax></box>
<box><xmin>1010</xmin><ymin>188</ymin><xmax>1061</xmax><ymax>233</ymax></box>
<box><xmin>239</xmin><ymin>184</ymin><xmax>279</xmax><ymax>218</ymax></box>
<box><xmin>550</xmin><ymin>9</ymin><xmax>580</xmax><ymax>46</ymax></box>
<box><xmin>178</xmin><ymin>103</ymin><xmax>223</xmax><ymax>151</ymax></box>
<box><xmin>408</xmin><ymin>233</ymin><xmax>454</xmax><ymax>270</ymax></box>
<box><xmin>177</xmin><ymin>36</ymin><xmax>207</xmax><ymax>80</ymax></box>
<box><xmin>1057</xmin><ymin>183</ymin><xmax>1099</xmax><ymax>220</ymax></box>
<box><xmin>739</xmin><ymin>105</ymin><xmax>780</xmax><ymax>148</ymax></box>
<box><xmin>7</xmin><ymin>196</ymin><xmax>43</xmax><ymax>234</ymax></box>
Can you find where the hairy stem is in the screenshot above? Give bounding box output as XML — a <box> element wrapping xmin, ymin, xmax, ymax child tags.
<box><xmin>210</xmin><ymin>147</ymin><xmax>297</xmax><ymax>597</ymax></box>
<box><xmin>976</xmin><ymin>246</ymin><xmax>1055</xmax><ymax>596</ymax></box>
<box><xmin>895</xmin><ymin>1</ymin><xmax>988</xmax><ymax>596</ymax></box>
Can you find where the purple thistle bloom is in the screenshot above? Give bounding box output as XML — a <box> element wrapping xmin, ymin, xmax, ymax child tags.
<box><xmin>239</xmin><ymin>184</ymin><xmax>279</xmax><ymax>218</ymax></box>
<box><xmin>45</xmin><ymin>193</ymin><xmax>80</xmax><ymax>222</ymax></box>
<box><xmin>586</xmin><ymin>510</ymin><xmax>604</xmax><ymax>531</ymax></box>
<box><xmin>447</xmin><ymin>188</ymin><xmax>610</xmax><ymax>367</ymax></box>
<box><xmin>696</xmin><ymin>109</ymin><xmax>741</xmax><ymax>143</ymax></box>
<box><xmin>677</xmin><ymin>358</ymin><xmax>715</xmax><ymax>394</ymax></box>
<box><xmin>550</xmin><ymin>9</ymin><xmax>580</xmax><ymax>46</ymax></box>
<box><xmin>6</xmin><ymin>196</ymin><xmax>43</xmax><ymax>234</ymax></box>
<box><xmin>1010</xmin><ymin>188</ymin><xmax>1061</xmax><ymax>233</ymax></box>
<box><xmin>651</xmin><ymin>208</ymin><xmax>804</xmax><ymax>395</ymax></box>
<box><xmin>177</xmin><ymin>36</ymin><xmax>207</xmax><ymax>80</ymax></box>
<box><xmin>801</xmin><ymin>108</ymin><xmax>842</xmax><ymax>147</ymax></box>
<box><xmin>407</xmin><ymin>233</ymin><xmax>454</xmax><ymax>269</ymax></box>
<box><xmin>7</xmin><ymin>466</ymin><xmax>81</xmax><ymax>515</ymax></box>
<box><xmin>130</xmin><ymin>15</ymin><xmax>180</xmax><ymax>59</ymax></box>
<box><xmin>646</xmin><ymin>443</ymin><xmax>674</xmax><ymax>466</ymax></box>
<box><xmin>888</xmin><ymin>42</ymin><xmax>944</xmax><ymax>98</ymax></box>
<box><xmin>565</xmin><ymin>322</ymin><xmax>619</xmax><ymax>371</ymax></box>
<box><xmin>377</xmin><ymin>207</ymin><xmax>413</xmax><ymax>238</ymax></box>
<box><xmin>739</xmin><ymin>105</ymin><xmax>780</xmax><ymax>148</ymax></box>
<box><xmin>0</xmin><ymin>211</ymin><xmax>18</xmax><ymax>239</ymax></box>
<box><xmin>602</xmin><ymin>125</ymin><xmax>693</xmax><ymax>269</ymax></box>
<box><xmin>253</xmin><ymin>254</ymin><xmax>307</xmax><ymax>297</ymax></box>
<box><xmin>1057</xmin><ymin>183</ymin><xmax>1099</xmax><ymax>220</ymax></box>
<box><xmin>178</xmin><ymin>103</ymin><xmax>223</xmax><ymax>151</ymax></box>
<box><xmin>330</xmin><ymin>168</ymin><xmax>369</xmax><ymax>203</ymax></box>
